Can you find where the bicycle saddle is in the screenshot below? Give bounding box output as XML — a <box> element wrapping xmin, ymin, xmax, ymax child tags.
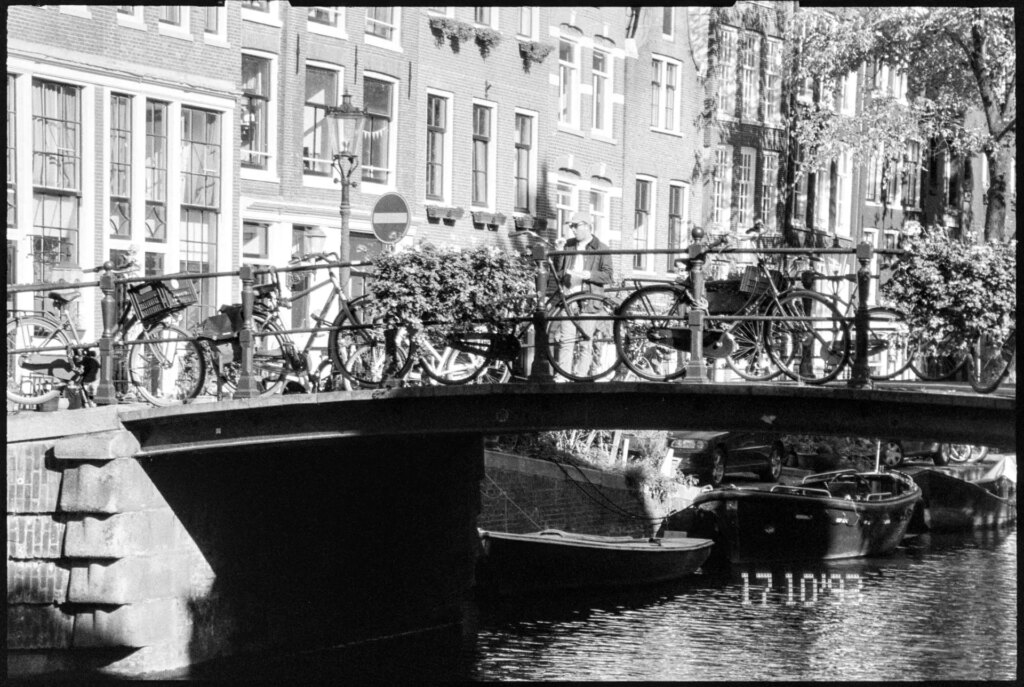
<box><xmin>48</xmin><ymin>290</ymin><xmax>81</xmax><ymax>305</ymax></box>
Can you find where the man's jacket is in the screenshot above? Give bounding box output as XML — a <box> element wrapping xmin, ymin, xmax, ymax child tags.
<box><xmin>552</xmin><ymin>236</ymin><xmax>614</xmax><ymax>297</ymax></box>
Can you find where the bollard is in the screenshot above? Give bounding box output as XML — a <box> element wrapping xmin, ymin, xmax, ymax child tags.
<box><xmin>233</xmin><ymin>265</ymin><xmax>260</xmax><ymax>398</ymax></box>
<box><xmin>847</xmin><ymin>241</ymin><xmax>873</xmax><ymax>388</ymax></box>
<box><xmin>92</xmin><ymin>270</ymin><xmax>119</xmax><ymax>405</ymax></box>
<box><xmin>682</xmin><ymin>228</ymin><xmax>710</xmax><ymax>383</ymax></box>
<box><xmin>528</xmin><ymin>244</ymin><xmax>556</xmax><ymax>383</ymax></box>
<box><xmin>381</xmin><ymin>327</ymin><xmax>404</xmax><ymax>388</ymax></box>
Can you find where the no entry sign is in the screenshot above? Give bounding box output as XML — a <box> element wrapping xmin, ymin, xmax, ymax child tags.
<box><xmin>370</xmin><ymin>192</ymin><xmax>411</xmax><ymax>244</ymax></box>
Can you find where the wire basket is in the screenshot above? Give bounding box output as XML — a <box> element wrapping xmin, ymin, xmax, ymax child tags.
<box><xmin>739</xmin><ymin>265</ymin><xmax>785</xmax><ymax>295</ymax></box>
<box><xmin>128</xmin><ymin>279</ymin><xmax>198</xmax><ymax>325</ymax></box>
<box><xmin>705</xmin><ymin>279</ymin><xmax>749</xmax><ymax>315</ymax></box>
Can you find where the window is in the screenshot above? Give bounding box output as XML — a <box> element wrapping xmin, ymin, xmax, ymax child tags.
<box><xmin>243</xmin><ymin>222</ymin><xmax>268</xmax><ymax>258</ymax></box>
<box><xmin>110</xmin><ymin>94</ymin><xmax>132</xmax><ymax>239</ymax></box>
<box><xmin>366</xmin><ymin>7</ymin><xmax>396</xmax><ymax>41</ymax></box>
<box><xmin>518</xmin><ymin>7</ymin><xmax>537</xmax><ymax>39</ymax></box>
<box><xmin>471</xmin><ymin>103</ymin><xmax>492</xmax><ymax>207</ymax></box>
<box><xmin>426</xmin><ymin>94</ymin><xmax>447</xmax><ymax>200</ymax></box>
<box><xmin>865</xmin><ymin>149</ymin><xmax>883</xmax><ymax>203</ymax></box>
<box><xmin>651</xmin><ymin>56</ymin><xmax>680</xmax><ymax>132</ymax></box>
<box><xmin>736</xmin><ymin>147</ymin><xmax>755</xmax><ymax>229</ymax></box>
<box><xmin>241</xmin><ymin>54</ymin><xmax>271</xmax><ymax>170</ymax></box>
<box><xmin>303</xmin><ymin>65</ymin><xmax>340</xmax><ymax>175</ymax></box>
<box><xmin>718</xmin><ymin>27</ymin><xmax>739</xmax><ymax>118</ymax></box>
<box><xmin>764</xmin><ymin>38</ymin><xmax>783</xmax><ymax>125</ymax></box>
<box><xmin>711</xmin><ymin>146</ymin><xmax>733</xmax><ymax>229</ymax></box>
<box><xmin>32</xmin><ymin>79</ymin><xmax>81</xmax><ymax>305</ymax></box>
<box><xmin>792</xmin><ymin>161</ymin><xmax>808</xmax><ymax>226</ymax></box>
<box><xmin>839</xmin><ymin>71</ymin><xmax>857</xmax><ymax>116</ymax></box>
<box><xmin>116</xmin><ymin>5</ymin><xmax>145</xmax><ymax>27</ymax></box>
<box><xmin>662</xmin><ymin>7</ymin><xmax>674</xmax><ymax>38</ymax></box>
<box><xmin>903</xmin><ymin>142</ymin><xmax>921</xmax><ymax>209</ymax></box>
<box><xmin>309</xmin><ymin>7</ymin><xmax>340</xmax><ymax>27</ymax></box>
<box><xmin>667</xmin><ymin>184</ymin><xmax>688</xmax><ymax>272</ymax></box>
<box><xmin>760</xmin><ymin>152</ymin><xmax>779</xmax><ymax>230</ymax></box>
<box><xmin>834</xmin><ymin>151</ymin><xmax>851</xmax><ymax>234</ymax></box>
<box><xmin>145</xmin><ymin>100</ymin><xmax>167</xmax><ymax>242</ymax></box>
<box><xmin>813</xmin><ymin>169</ymin><xmax>829</xmax><ymax>230</ymax></box>
<box><xmin>362</xmin><ymin>76</ymin><xmax>393</xmax><ymax>185</ymax></box>
<box><xmin>555</xmin><ymin>181</ymin><xmax>576</xmax><ymax>240</ymax></box>
<box><xmin>160</xmin><ymin>6</ymin><xmax>181</xmax><ymax>25</ymax></box>
<box><xmin>8</xmin><ymin>75</ymin><xmax>16</xmax><ymax>229</ymax></box>
<box><xmin>740</xmin><ymin>32</ymin><xmax>761</xmax><ymax>121</ymax></box>
<box><xmin>473</xmin><ymin>7</ymin><xmax>493</xmax><ymax>27</ymax></box>
<box><xmin>592</xmin><ymin>50</ymin><xmax>611</xmax><ymax>133</ymax></box>
<box><xmin>589</xmin><ymin>188</ymin><xmax>608</xmax><ymax>242</ymax></box>
<box><xmin>558</xmin><ymin>39</ymin><xmax>579</xmax><ymax>127</ymax></box>
<box><xmin>633</xmin><ymin>178</ymin><xmax>652</xmax><ymax>270</ymax></box>
<box><xmin>242</xmin><ymin>1</ymin><xmax>269</xmax><ymax>11</ymax></box>
<box><xmin>514</xmin><ymin>112</ymin><xmax>534</xmax><ymax>212</ymax></box>
<box><xmin>180</xmin><ymin>106</ymin><xmax>222</xmax><ymax>328</ymax></box>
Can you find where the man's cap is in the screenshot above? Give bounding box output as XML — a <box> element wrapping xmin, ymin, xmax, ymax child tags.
<box><xmin>569</xmin><ymin>212</ymin><xmax>593</xmax><ymax>228</ymax></box>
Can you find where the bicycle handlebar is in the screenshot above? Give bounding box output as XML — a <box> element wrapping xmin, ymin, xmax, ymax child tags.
<box><xmin>84</xmin><ymin>259</ymin><xmax>138</xmax><ymax>274</ymax></box>
<box><xmin>289</xmin><ymin>251</ymin><xmax>340</xmax><ymax>265</ymax></box>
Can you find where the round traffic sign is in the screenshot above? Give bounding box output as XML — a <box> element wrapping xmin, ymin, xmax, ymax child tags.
<box><xmin>370</xmin><ymin>192</ymin><xmax>411</xmax><ymax>244</ymax></box>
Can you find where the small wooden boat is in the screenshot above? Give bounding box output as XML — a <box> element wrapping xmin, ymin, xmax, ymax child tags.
<box><xmin>476</xmin><ymin>529</ymin><xmax>714</xmax><ymax>595</ymax></box>
<box><xmin>663</xmin><ymin>469</ymin><xmax>922</xmax><ymax>564</ymax></box>
<box><xmin>907</xmin><ymin>456</ymin><xmax>1017</xmax><ymax>532</ymax></box>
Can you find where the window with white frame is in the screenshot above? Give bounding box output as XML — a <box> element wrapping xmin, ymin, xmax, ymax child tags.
<box><xmin>718</xmin><ymin>26</ymin><xmax>739</xmax><ymax>119</ymax></box>
<box><xmin>241</xmin><ymin>53</ymin><xmax>272</xmax><ymax>170</ymax></box>
<box><xmin>514</xmin><ymin>112</ymin><xmax>535</xmax><ymax>212</ymax></box>
<box><xmin>813</xmin><ymin>169</ymin><xmax>829</xmax><ymax>230</ymax></box>
<box><xmin>740</xmin><ymin>32</ymin><xmax>761</xmax><ymax>121</ymax></box>
<box><xmin>736</xmin><ymin>147</ymin><xmax>755</xmax><ymax>229</ymax></box>
<box><xmin>145</xmin><ymin>100</ymin><xmax>168</xmax><ymax>243</ymax></box>
<box><xmin>158</xmin><ymin>5</ymin><xmax>190</xmax><ymax>37</ymax></box>
<box><xmin>425</xmin><ymin>93</ymin><xmax>449</xmax><ymax>201</ymax></box>
<box><xmin>471</xmin><ymin>103</ymin><xmax>494</xmax><ymax>207</ymax></box>
<box><xmin>7</xmin><ymin>75</ymin><xmax>15</xmax><ymax>231</ymax></box>
<box><xmin>203</xmin><ymin>6</ymin><xmax>221</xmax><ymax>36</ymax></box>
<box><xmin>307</xmin><ymin>7</ymin><xmax>346</xmax><ymax>37</ymax></box>
<box><xmin>662</xmin><ymin>7</ymin><xmax>674</xmax><ymax>38</ymax></box>
<box><xmin>792</xmin><ymin>161</ymin><xmax>808</xmax><ymax>225</ymax></box>
<box><xmin>651</xmin><ymin>56</ymin><xmax>680</xmax><ymax>132</ymax></box>
<box><xmin>589</xmin><ymin>188</ymin><xmax>608</xmax><ymax>242</ymax></box>
<box><xmin>558</xmin><ymin>39</ymin><xmax>580</xmax><ymax>128</ymax></box>
<box><xmin>885</xmin><ymin>155</ymin><xmax>901</xmax><ymax>206</ymax></box>
<box><xmin>473</xmin><ymin>7</ymin><xmax>496</xmax><ymax>28</ymax></box>
<box><xmin>904</xmin><ymin>141</ymin><xmax>921</xmax><ymax>209</ymax></box>
<box><xmin>365</xmin><ymin>7</ymin><xmax>400</xmax><ymax>46</ymax></box>
<box><xmin>556</xmin><ymin>181</ymin><xmax>576</xmax><ymax>240</ymax></box>
<box><xmin>763</xmin><ymin>37</ymin><xmax>782</xmax><ymax>125</ymax></box>
<box><xmin>517</xmin><ymin>7</ymin><xmax>537</xmax><ymax>39</ymax></box>
<box><xmin>180</xmin><ymin>106</ymin><xmax>222</xmax><ymax>328</ymax></box>
<box><xmin>160</xmin><ymin>6</ymin><xmax>181</xmax><ymax>26</ymax></box>
<box><xmin>362</xmin><ymin>76</ymin><xmax>395</xmax><ymax>185</ymax></box>
<box><xmin>667</xmin><ymin>183</ymin><xmax>688</xmax><ymax>272</ymax></box>
<box><xmin>592</xmin><ymin>50</ymin><xmax>612</xmax><ymax>134</ymax></box>
<box><xmin>839</xmin><ymin>71</ymin><xmax>857</xmax><ymax>116</ymax></box>
<box><xmin>116</xmin><ymin>5</ymin><xmax>145</xmax><ymax>28</ymax></box>
<box><xmin>865</xmin><ymin>149</ymin><xmax>883</xmax><ymax>203</ymax></box>
<box><xmin>633</xmin><ymin>177</ymin><xmax>653</xmax><ymax>271</ymax></box>
<box><xmin>241</xmin><ymin>0</ymin><xmax>281</xmax><ymax>27</ymax></box>
<box><xmin>110</xmin><ymin>93</ymin><xmax>132</xmax><ymax>239</ymax></box>
<box><xmin>303</xmin><ymin>65</ymin><xmax>341</xmax><ymax>175</ymax></box>
<box><xmin>834</xmin><ymin>151</ymin><xmax>851</xmax><ymax>234</ymax></box>
<box><xmin>243</xmin><ymin>222</ymin><xmax>268</xmax><ymax>259</ymax></box>
<box><xmin>862</xmin><ymin>228</ymin><xmax>879</xmax><ymax>294</ymax></box>
<box><xmin>760</xmin><ymin>151</ymin><xmax>779</xmax><ymax>229</ymax></box>
<box><xmin>712</xmin><ymin>146</ymin><xmax>733</xmax><ymax>229</ymax></box>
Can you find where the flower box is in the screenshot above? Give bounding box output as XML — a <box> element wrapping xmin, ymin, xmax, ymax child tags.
<box><xmin>426</xmin><ymin>205</ymin><xmax>464</xmax><ymax>224</ymax></box>
<box><xmin>471</xmin><ymin>211</ymin><xmax>506</xmax><ymax>230</ymax></box>
<box><xmin>513</xmin><ymin>215</ymin><xmax>536</xmax><ymax>231</ymax></box>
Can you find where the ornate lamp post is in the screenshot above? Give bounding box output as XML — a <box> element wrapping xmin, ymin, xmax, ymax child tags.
<box><xmin>325</xmin><ymin>91</ymin><xmax>367</xmax><ymax>297</ymax></box>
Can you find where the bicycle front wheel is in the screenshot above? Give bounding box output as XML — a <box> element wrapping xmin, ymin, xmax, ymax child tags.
<box><xmin>127</xmin><ymin>323</ymin><xmax>205</xmax><ymax>406</ymax></box>
<box><xmin>6</xmin><ymin>315</ymin><xmax>69</xmax><ymax>405</ymax></box>
<box><xmin>967</xmin><ymin>329</ymin><xmax>1015</xmax><ymax>394</ymax></box>
<box><xmin>419</xmin><ymin>325</ymin><xmax>495</xmax><ymax>385</ymax></box>
<box><xmin>328</xmin><ymin>296</ymin><xmax>414</xmax><ymax>388</ymax></box>
<box><xmin>724</xmin><ymin>316</ymin><xmax>782</xmax><ymax>382</ymax></box>
<box><xmin>909</xmin><ymin>340</ymin><xmax>967</xmax><ymax>381</ymax></box>
<box><xmin>765</xmin><ymin>290</ymin><xmax>850</xmax><ymax>385</ymax></box>
<box><xmin>546</xmin><ymin>294</ymin><xmax>620</xmax><ymax>382</ymax></box>
<box><xmin>613</xmin><ymin>285</ymin><xmax>689</xmax><ymax>382</ymax></box>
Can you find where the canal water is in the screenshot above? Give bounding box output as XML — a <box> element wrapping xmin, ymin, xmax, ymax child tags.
<box><xmin>169</xmin><ymin>526</ymin><xmax>1016</xmax><ymax>681</ymax></box>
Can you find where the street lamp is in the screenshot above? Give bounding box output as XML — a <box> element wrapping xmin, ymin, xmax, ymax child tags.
<box><xmin>325</xmin><ymin>91</ymin><xmax>367</xmax><ymax>296</ymax></box>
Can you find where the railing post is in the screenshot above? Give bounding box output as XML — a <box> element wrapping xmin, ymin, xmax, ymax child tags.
<box><xmin>381</xmin><ymin>327</ymin><xmax>404</xmax><ymax>388</ymax></box>
<box><xmin>233</xmin><ymin>265</ymin><xmax>260</xmax><ymax>399</ymax></box>
<box><xmin>92</xmin><ymin>269</ymin><xmax>118</xmax><ymax>405</ymax></box>
<box><xmin>847</xmin><ymin>241</ymin><xmax>873</xmax><ymax>388</ymax></box>
<box><xmin>528</xmin><ymin>244</ymin><xmax>555</xmax><ymax>383</ymax></box>
<box><xmin>682</xmin><ymin>228</ymin><xmax>709</xmax><ymax>383</ymax></box>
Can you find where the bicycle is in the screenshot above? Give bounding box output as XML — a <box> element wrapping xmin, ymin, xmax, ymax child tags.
<box><xmin>965</xmin><ymin>325</ymin><xmax>1015</xmax><ymax>394</ymax></box>
<box><xmin>613</xmin><ymin>235</ymin><xmax>850</xmax><ymax>384</ymax></box>
<box><xmin>7</xmin><ymin>259</ymin><xmax>205</xmax><ymax>407</ymax></box>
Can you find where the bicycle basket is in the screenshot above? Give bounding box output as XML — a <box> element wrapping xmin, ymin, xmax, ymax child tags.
<box><xmin>739</xmin><ymin>266</ymin><xmax>785</xmax><ymax>295</ymax></box>
<box><xmin>705</xmin><ymin>279</ymin><xmax>748</xmax><ymax>315</ymax></box>
<box><xmin>128</xmin><ymin>279</ymin><xmax>198</xmax><ymax>325</ymax></box>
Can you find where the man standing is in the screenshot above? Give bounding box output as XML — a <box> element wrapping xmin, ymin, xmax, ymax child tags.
<box><xmin>552</xmin><ymin>213</ymin><xmax>614</xmax><ymax>379</ymax></box>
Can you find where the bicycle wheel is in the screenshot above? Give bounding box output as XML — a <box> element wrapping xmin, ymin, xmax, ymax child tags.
<box><xmin>724</xmin><ymin>316</ymin><xmax>782</xmax><ymax>382</ymax></box>
<box><xmin>845</xmin><ymin>307</ymin><xmax>917</xmax><ymax>381</ymax></box>
<box><xmin>126</xmin><ymin>323</ymin><xmax>205</xmax><ymax>406</ymax></box>
<box><xmin>613</xmin><ymin>285</ymin><xmax>689</xmax><ymax>382</ymax></box>
<box><xmin>6</xmin><ymin>315</ymin><xmax>69</xmax><ymax>405</ymax></box>
<box><xmin>419</xmin><ymin>325</ymin><xmax>495</xmax><ymax>385</ymax></box>
<box><xmin>909</xmin><ymin>340</ymin><xmax>967</xmax><ymax>381</ymax></box>
<box><xmin>328</xmin><ymin>296</ymin><xmax>414</xmax><ymax>388</ymax></box>
<box><xmin>765</xmin><ymin>290</ymin><xmax>850</xmax><ymax>385</ymax></box>
<box><xmin>967</xmin><ymin>329</ymin><xmax>1015</xmax><ymax>394</ymax></box>
<box><xmin>546</xmin><ymin>294</ymin><xmax>620</xmax><ymax>382</ymax></box>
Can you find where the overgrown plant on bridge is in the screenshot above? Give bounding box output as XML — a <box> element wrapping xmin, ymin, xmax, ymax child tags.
<box><xmin>881</xmin><ymin>231</ymin><xmax>1016</xmax><ymax>352</ymax></box>
<box><xmin>368</xmin><ymin>243</ymin><xmax>536</xmax><ymax>346</ymax></box>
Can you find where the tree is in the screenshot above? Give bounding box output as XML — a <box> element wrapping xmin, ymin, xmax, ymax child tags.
<box><xmin>786</xmin><ymin>7</ymin><xmax>1015</xmax><ymax>242</ymax></box>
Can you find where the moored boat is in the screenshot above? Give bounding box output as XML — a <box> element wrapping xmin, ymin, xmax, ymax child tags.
<box><xmin>907</xmin><ymin>456</ymin><xmax>1017</xmax><ymax>532</ymax></box>
<box><xmin>663</xmin><ymin>469</ymin><xmax>922</xmax><ymax>564</ymax></box>
<box><xmin>476</xmin><ymin>529</ymin><xmax>714</xmax><ymax>595</ymax></box>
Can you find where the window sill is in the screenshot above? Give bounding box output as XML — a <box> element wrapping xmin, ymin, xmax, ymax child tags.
<box><xmin>589</xmin><ymin>131</ymin><xmax>618</xmax><ymax>145</ymax></box>
<box><xmin>241</xmin><ymin>168</ymin><xmax>280</xmax><ymax>184</ymax></box>
<box><xmin>241</xmin><ymin>11</ymin><xmax>282</xmax><ymax>28</ymax></box>
<box><xmin>360</xmin><ymin>180</ymin><xmax>397</xmax><ymax>196</ymax></box>
<box><xmin>649</xmin><ymin>127</ymin><xmax>683</xmax><ymax>138</ymax></box>
<box><xmin>203</xmin><ymin>35</ymin><xmax>230</xmax><ymax>48</ymax></box>
<box><xmin>302</xmin><ymin>174</ymin><xmax>341</xmax><ymax>191</ymax></box>
<box><xmin>363</xmin><ymin>33</ymin><xmax>403</xmax><ymax>52</ymax></box>
<box><xmin>556</xmin><ymin>123</ymin><xmax>585</xmax><ymax>138</ymax></box>
<box><xmin>116</xmin><ymin>15</ymin><xmax>146</xmax><ymax>31</ymax></box>
<box><xmin>158</xmin><ymin>24</ymin><xmax>193</xmax><ymax>41</ymax></box>
<box><xmin>59</xmin><ymin>6</ymin><xmax>91</xmax><ymax>18</ymax></box>
<box><xmin>307</xmin><ymin>23</ymin><xmax>348</xmax><ymax>40</ymax></box>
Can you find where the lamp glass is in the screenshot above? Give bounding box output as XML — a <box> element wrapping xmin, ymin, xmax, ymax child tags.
<box><xmin>326</xmin><ymin>93</ymin><xmax>367</xmax><ymax>161</ymax></box>
<box><xmin>306</xmin><ymin>227</ymin><xmax>327</xmax><ymax>255</ymax></box>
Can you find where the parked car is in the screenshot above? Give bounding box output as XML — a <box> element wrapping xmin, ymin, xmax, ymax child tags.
<box><xmin>880</xmin><ymin>441</ymin><xmax>990</xmax><ymax>468</ymax></box>
<box><xmin>666</xmin><ymin>431</ymin><xmax>788</xmax><ymax>487</ymax></box>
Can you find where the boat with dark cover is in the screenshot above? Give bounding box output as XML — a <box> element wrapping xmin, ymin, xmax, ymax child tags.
<box><xmin>907</xmin><ymin>457</ymin><xmax>1017</xmax><ymax>532</ymax></box>
<box><xmin>663</xmin><ymin>469</ymin><xmax>921</xmax><ymax>564</ymax></box>
<box><xmin>476</xmin><ymin>529</ymin><xmax>714</xmax><ymax>595</ymax></box>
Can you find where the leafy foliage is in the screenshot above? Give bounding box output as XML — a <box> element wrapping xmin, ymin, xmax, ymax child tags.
<box><xmin>368</xmin><ymin>244</ymin><xmax>536</xmax><ymax>338</ymax></box>
<box><xmin>880</xmin><ymin>230</ymin><xmax>1016</xmax><ymax>353</ymax></box>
